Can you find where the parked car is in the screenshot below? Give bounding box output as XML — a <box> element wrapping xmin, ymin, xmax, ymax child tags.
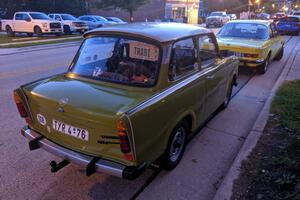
<box><xmin>1</xmin><ymin>12</ymin><xmax>62</xmax><ymax>37</ymax></box>
<box><xmin>292</xmin><ymin>10</ymin><xmax>300</xmax><ymax>16</ymax></box>
<box><xmin>271</xmin><ymin>12</ymin><xmax>286</xmax><ymax>22</ymax></box>
<box><xmin>217</xmin><ymin>20</ymin><xmax>284</xmax><ymax>74</ymax></box>
<box><xmin>78</xmin><ymin>15</ymin><xmax>116</xmax><ymax>29</ymax></box>
<box><xmin>206</xmin><ymin>11</ymin><xmax>230</xmax><ymax>28</ymax></box>
<box><xmin>14</xmin><ymin>23</ymin><xmax>239</xmax><ymax>180</ymax></box>
<box><xmin>48</xmin><ymin>13</ymin><xmax>89</xmax><ymax>34</ymax></box>
<box><xmin>276</xmin><ymin>16</ymin><xmax>300</xmax><ymax>36</ymax></box>
<box><xmin>105</xmin><ymin>17</ymin><xmax>127</xmax><ymax>24</ymax></box>
<box><xmin>257</xmin><ymin>13</ymin><xmax>271</xmax><ymax>20</ymax></box>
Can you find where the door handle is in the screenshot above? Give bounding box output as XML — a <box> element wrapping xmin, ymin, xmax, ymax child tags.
<box><xmin>206</xmin><ymin>75</ymin><xmax>215</xmax><ymax>80</ymax></box>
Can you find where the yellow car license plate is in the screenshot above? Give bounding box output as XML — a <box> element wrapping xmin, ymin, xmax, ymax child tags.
<box><xmin>52</xmin><ymin>119</ymin><xmax>89</xmax><ymax>141</ymax></box>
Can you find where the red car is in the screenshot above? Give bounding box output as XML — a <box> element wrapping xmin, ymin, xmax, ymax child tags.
<box><xmin>271</xmin><ymin>12</ymin><xmax>286</xmax><ymax>22</ymax></box>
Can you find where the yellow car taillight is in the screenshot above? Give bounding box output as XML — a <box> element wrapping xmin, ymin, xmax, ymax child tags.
<box><xmin>117</xmin><ymin>120</ymin><xmax>134</xmax><ymax>161</ymax></box>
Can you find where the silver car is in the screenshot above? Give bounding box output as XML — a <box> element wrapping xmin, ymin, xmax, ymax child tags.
<box><xmin>78</xmin><ymin>15</ymin><xmax>116</xmax><ymax>29</ymax></box>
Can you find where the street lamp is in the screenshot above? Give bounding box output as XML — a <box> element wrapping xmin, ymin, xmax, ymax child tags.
<box><xmin>255</xmin><ymin>0</ymin><xmax>260</xmax><ymax>9</ymax></box>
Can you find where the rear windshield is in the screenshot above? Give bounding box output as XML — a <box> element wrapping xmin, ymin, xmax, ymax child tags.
<box><xmin>218</xmin><ymin>23</ymin><xmax>269</xmax><ymax>40</ymax></box>
<box><xmin>210</xmin><ymin>12</ymin><xmax>224</xmax><ymax>17</ymax></box>
<box><xmin>279</xmin><ymin>17</ymin><xmax>300</xmax><ymax>22</ymax></box>
<box><xmin>29</xmin><ymin>13</ymin><xmax>50</xmax><ymax>20</ymax></box>
<box><xmin>71</xmin><ymin>37</ymin><xmax>161</xmax><ymax>87</ymax></box>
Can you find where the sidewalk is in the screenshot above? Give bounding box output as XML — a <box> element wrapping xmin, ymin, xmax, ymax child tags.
<box><xmin>137</xmin><ymin>37</ymin><xmax>299</xmax><ymax>200</ymax></box>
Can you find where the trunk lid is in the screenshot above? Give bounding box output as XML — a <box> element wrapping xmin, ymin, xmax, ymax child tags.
<box><xmin>217</xmin><ymin>37</ymin><xmax>266</xmax><ymax>53</ymax></box>
<box><xmin>23</xmin><ymin>74</ymin><xmax>154</xmax><ymax>165</ymax></box>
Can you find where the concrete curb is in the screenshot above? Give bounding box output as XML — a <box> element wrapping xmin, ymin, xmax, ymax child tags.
<box><xmin>213</xmin><ymin>44</ymin><xmax>298</xmax><ymax>200</ymax></box>
<box><xmin>0</xmin><ymin>36</ymin><xmax>81</xmax><ymax>47</ymax></box>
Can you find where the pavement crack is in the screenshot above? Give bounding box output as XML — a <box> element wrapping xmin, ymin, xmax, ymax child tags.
<box><xmin>206</xmin><ymin>126</ymin><xmax>246</xmax><ymax>140</ymax></box>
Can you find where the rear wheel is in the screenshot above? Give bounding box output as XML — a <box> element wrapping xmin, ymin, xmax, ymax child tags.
<box><xmin>6</xmin><ymin>26</ymin><xmax>14</xmax><ymax>37</ymax></box>
<box><xmin>162</xmin><ymin>121</ymin><xmax>188</xmax><ymax>170</ymax></box>
<box><xmin>258</xmin><ymin>56</ymin><xmax>270</xmax><ymax>75</ymax></box>
<box><xmin>274</xmin><ymin>47</ymin><xmax>284</xmax><ymax>61</ymax></box>
<box><xmin>63</xmin><ymin>25</ymin><xmax>71</xmax><ymax>35</ymax></box>
<box><xmin>34</xmin><ymin>26</ymin><xmax>42</xmax><ymax>37</ymax></box>
<box><xmin>221</xmin><ymin>79</ymin><xmax>234</xmax><ymax>109</ymax></box>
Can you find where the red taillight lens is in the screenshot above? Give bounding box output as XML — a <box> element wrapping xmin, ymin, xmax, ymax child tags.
<box><xmin>13</xmin><ymin>91</ymin><xmax>28</xmax><ymax>118</ymax></box>
<box><xmin>117</xmin><ymin>120</ymin><xmax>133</xmax><ymax>161</ymax></box>
<box><xmin>244</xmin><ymin>53</ymin><xmax>259</xmax><ymax>58</ymax></box>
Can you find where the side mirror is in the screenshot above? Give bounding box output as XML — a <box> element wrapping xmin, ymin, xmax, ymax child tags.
<box><xmin>25</xmin><ymin>18</ymin><xmax>31</xmax><ymax>22</ymax></box>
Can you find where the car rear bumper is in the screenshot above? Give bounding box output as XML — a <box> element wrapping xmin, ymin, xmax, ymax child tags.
<box><xmin>239</xmin><ymin>58</ymin><xmax>265</xmax><ymax>67</ymax></box>
<box><xmin>21</xmin><ymin>126</ymin><xmax>146</xmax><ymax>180</ymax></box>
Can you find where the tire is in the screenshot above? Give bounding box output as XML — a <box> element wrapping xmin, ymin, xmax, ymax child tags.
<box><xmin>274</xmin><ymin>47</ymin><xmax>284</xmax><ymax>61</ymax></box>
<box><xmin>6</xmin><ymin>26</ymin><xmax>15</xmax><ymax>37</ymax></box>
<box><xmin>258</xmin><ymin>56</ymin><xmax>270</xmax><ymax>75</ymax></box>
<box><xmin>34</xmin><ymin>26</ymin><xmax>42</xmax><ymax>37</ymax></box>
<box><xmin>27</xmin><ymin>33</ymin><xmax>33</xmax><ymax>37</ymax></box>
<box><xmin>162</xmin><ymin>120</ymin><xmax>188</xmax><ymax>170</ymax></box>
<box><xmin>63</xmin><ymin>25</ymin><xmax>71</xmax><ymax>35</ymax></box>
<box><xmin>221</xmin><ymin>79</ymin><xmax>234</xmax><ymax>109</ymax></box>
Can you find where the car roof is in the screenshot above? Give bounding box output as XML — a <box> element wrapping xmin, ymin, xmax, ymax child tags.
<box><xmin>227</xmin><ymin>20</ymin><xmax>271</xmax><ymax>26</ymax></box>
<box><xmin>84</xmin><ymin>22</ymin><xmax>211</xmax><ymax>43</ymax></box>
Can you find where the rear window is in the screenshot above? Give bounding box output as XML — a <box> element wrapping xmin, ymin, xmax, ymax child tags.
<box><xmin>71</xmin><ymin>37</ymin><xmax>161</xmax><ymax>87</ymax></box>
<box><xmin>279</xmin><ymin>17</ymin><xmax>300</xmax><ymax>22</ymax></box>
<box><xmin>218</xmin><ymin>23</ymin><xmax>269</xmax><ymax>40</ymax></box>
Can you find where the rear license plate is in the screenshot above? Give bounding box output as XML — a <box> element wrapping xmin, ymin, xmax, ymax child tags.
<box><xmin>52</xmin><ymin>119</ymin><xmax>89</xmax><ymax>141</ymax></box>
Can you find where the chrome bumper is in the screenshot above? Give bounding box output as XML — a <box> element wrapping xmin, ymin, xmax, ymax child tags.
<box><xmin>21</xmin><ymin>127</ymin><xmax>146</xmax><ymax>180</ymax></box>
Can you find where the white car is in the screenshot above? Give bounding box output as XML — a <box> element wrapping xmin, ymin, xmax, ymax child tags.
<box><xmin>206</xmin><ymin>11</ymin><xmax>230</xmax><ymax>28</ymax></box>
<box><xmin>1</xmin><ymin>12</ymin><xmax>62</xmax><ymax>37</ymax></box>
<box><xmin>48</xmin><ymin>13</ymin><xmax>89</xmax><ymax>34</ymax></box>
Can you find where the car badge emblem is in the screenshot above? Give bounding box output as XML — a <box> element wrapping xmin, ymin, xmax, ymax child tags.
<box><xmin>58</xmin><ymin>98</ymin><xmax>68</xmax><ymax>113</ymax></box>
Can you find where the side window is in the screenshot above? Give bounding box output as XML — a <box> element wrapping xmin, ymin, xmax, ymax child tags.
<box><xmin>49</xmin><ymin>14</ymin><xmax>54</xmax><ymax>19</ymax></box>
<box><xmin>15</xmin><ymin>14</ymin><xmax>22</xmax><ymax>20</ymax></box>
<box><xmin>23</xmin><ymin>14</ymin><xmax>30</xmax><ymax>21</ymax></box>
<box><xmin>169</xmin><ymin>37</ymin><xmax>198</xmax><ymax>81</ymax></box>
<box><xmin>55</xmin><ymin>15</ymin><xmax>61</xmax><ymax>21</ymax></box>
<box><xmin>198</xmin><ymin>34</ymin><xmax>218</xmax><ymax>67</ymax></box>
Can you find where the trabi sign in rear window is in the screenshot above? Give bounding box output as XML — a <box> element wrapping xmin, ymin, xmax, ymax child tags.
<box><xmin>129</xmin><ymin>41</ymin><xmax>159</xmax><ymax>62</ymax></box>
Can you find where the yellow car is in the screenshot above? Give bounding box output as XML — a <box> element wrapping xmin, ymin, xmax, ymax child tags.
<box><xmin>217</xmin><ymin>20</ymin><xmax>285</xmax><ymax>74</ymax></box>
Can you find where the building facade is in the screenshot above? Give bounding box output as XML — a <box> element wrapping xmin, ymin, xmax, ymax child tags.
<box><xmin>92</xmin><ymin>0</ymin><xmax>200</xmax><ymax>24</ymax></box>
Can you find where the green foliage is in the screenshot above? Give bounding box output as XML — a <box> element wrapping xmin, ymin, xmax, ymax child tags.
<box><xmin>271</xmin><ymin>81</ymin><xmax>300</xmax><ymax>131</ymax></box>
<box><xmin>93</xmin><ymin>0</ymin><xmax>149</xmax><ymax>21</ymax></box>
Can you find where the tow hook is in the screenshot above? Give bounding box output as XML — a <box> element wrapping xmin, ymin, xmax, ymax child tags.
<box><xmin>50</xmin><ymin>160</ymin><xmax>70</xmax><ymax>173</ymax></box>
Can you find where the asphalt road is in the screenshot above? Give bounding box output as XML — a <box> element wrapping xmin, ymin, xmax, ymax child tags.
<box><xmin>0</xmin><ymin>35</ymin><xmax>297</xmax><ymax>200</ymax></box>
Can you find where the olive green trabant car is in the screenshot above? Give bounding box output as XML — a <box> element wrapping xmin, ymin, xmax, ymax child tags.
<box><xmin>14</xmin><ymin>23</ymin><xmax>239</xmax><ymax>180</ymax></box>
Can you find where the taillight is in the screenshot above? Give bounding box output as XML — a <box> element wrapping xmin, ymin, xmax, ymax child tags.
<box><xmin>244</xmin><ymin>53</ymin><xmax>259</xmax><ymax>58</ymax></box>
<box><xmin>117</xmin><ymin>120</ymin><xmax>133</xmax><ymax>161</ymax></box>
<box><xmin>13</xmin><ymin>91</ymin><xmax>28</xmax><ymax>118</ymax></box>
<box><xmin>13</xmin><ymin>91</ymin><xmax>32</xmax><ymax>124</ymax></box>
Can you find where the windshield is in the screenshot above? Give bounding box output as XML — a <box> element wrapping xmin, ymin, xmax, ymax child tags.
<box><xmin>61</xmin><ymin>14</ymin><xmax>77</xmax><ymax>20</ymax></box>
<box><xmin>210</xmin><ymin>12</ymin><xmax>223</xmax><ymax>17</ymax></box>
<box><xmin>95</xmin><ymin>16</ymin><xmax>108</xmax><ymax>22</ymax></box>
<box><xmin>218</xmin><ymin>23</ymin><xmax>269</xmax><ymax>40</ymax></box>
<box><xmin>29</xmin><ymin>13</ymin><xmax>50</xmax><ymax>20</ymax></box>
<box><xmin>71</xmin><ymin>37</ymin><xmax>160</xmax><ymax>87</ymax></box>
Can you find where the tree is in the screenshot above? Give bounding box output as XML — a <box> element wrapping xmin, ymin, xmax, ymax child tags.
<box><xmin>93</xmin><ymin>0</ymin><xmax>150</xmax><ymax>22</ymax></box>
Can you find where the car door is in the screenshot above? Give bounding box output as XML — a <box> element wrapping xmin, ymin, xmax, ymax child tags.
<box><xmin>269</xmin><ymin>23</ymin><xmax>282</xmax><ymax>60</ymax></box>
<box><xmin>23</xmin><ymin>13</ymin><xmax>34</xmax><ymax>33</ymax></box>
<box><xmin>199</xmin><ymin>34</ymin><xmax>229</xmax><ymax>118</ymax></box>
<box><xmin>14</xmin><ymin>13</ymin><xmax>29</xmax><ymax>32</ymax></box>
<box><xmin>168</xmin><ymin>37</ymin><xmax>206</xmax><ymax>127</ymax></box>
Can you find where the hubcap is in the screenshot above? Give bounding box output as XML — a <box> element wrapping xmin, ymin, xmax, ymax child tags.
<box><xmin>169</xmin><ymin>127</ymin><xmax>186</xmax><ymax>162</ymax></box>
